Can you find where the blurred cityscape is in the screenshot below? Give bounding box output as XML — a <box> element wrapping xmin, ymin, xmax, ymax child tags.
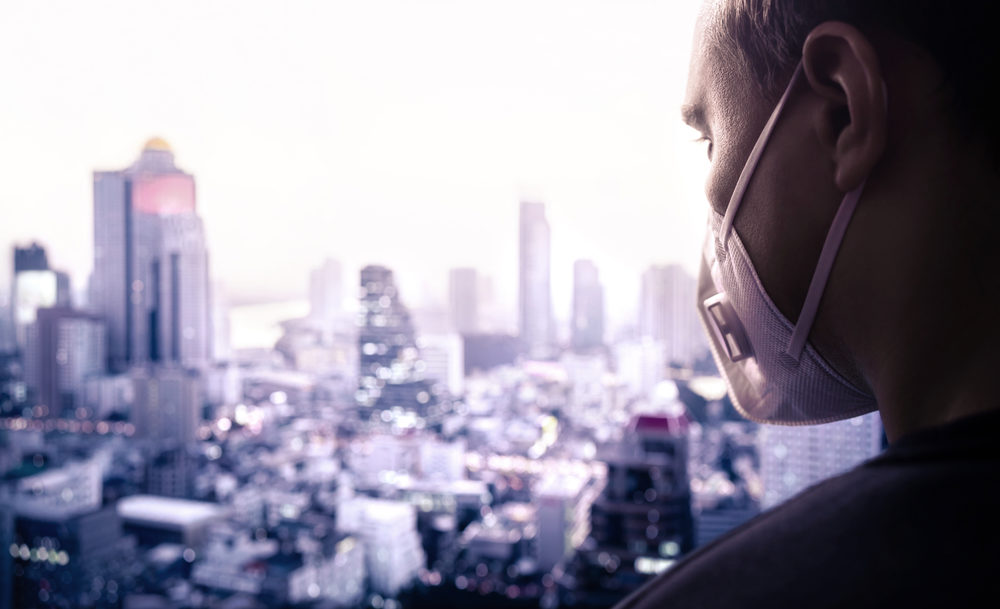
<box><xmin>0</xmin><ymin>140</ymin><xmax>884</xmax><ymax>609</ymax></box>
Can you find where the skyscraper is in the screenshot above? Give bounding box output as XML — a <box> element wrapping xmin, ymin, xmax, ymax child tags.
<box><xmin>131</xmin><ymin>365</ymin><xmax>203</xmax><ymax>446</ymax></box>
<box><xmin>13</xmin><ymin>243</ymin><xmax>48</xmax><ymax>273</ymax></box>
<box><xmin>25</xmin><ymin>307</ymin><xmax>106</xmax><ymax>417</ymax></box>
<box><xmin>356</xmin><ymin>265</ymin><xmax>438</xmax><ymax>422</ymax></box>
<box><xmin>576</xmin><ymin>414</ymin><xmax>694</xmax><ymax>605</ymax></box>
<box><xmin>9</xmin><ymin>462</ymin><xmax>130</xmax><ymax>609</ymax></box>
<box><xmin>518</xmin><ymin>201</ymin><xmax>553</xmax><ymax>357</ymax></box>
<box><xmin>759</xmin><ymin>412</ymin><xmax>883</xmax><ymax>508</ymax></box>
<box><xmin>640</xmin><ymin>265</ymin><xmax>707</xmax><ymax>365</ymax></box>
<box><xmin>572</xmin><ymin>259</ymin><xmax>605</xmax><ymax>351</ymax></box>
<box><xmin>92</xmin><ymin>138</ymin><xmax>211</xmax><ymax>371</ymax></box>
<box><xmin>448</xmin><ymin>267</ymin><xmax>478</xmax><ymax>335</ymax></box>
<box><xmin>10</xmin><ymin>243</ymin><xmax>71</xmax><ymax>352</ymax></box>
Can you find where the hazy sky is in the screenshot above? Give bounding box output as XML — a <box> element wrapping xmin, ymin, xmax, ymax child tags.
<box><xmin>0</xmin><ymin>0</ymin><xmax>708</xmax><ymax>330</ymax></box>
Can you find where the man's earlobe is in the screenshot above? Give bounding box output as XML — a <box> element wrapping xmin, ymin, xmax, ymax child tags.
<box><xmin>802</xmin><ymin>21</ymin><xmax>887</xmax><ymax>192</ymax></box>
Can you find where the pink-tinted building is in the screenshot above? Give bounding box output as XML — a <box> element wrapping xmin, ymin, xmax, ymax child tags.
<box><xmin>91</xmin><ymin>138</ymin><xmax>211</xmax><ymax>371</ymax></box>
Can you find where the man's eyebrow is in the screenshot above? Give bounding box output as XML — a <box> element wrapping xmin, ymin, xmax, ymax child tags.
<box><xmin>680</xmin><ymin>103</ymin><xmax>706</xmax><ymax>130</ymax></box>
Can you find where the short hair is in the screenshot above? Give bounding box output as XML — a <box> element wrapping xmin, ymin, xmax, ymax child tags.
<box><xmin>713</xmin><ymin>0</ymin><xmax>1000</xmax><ymax>146</ymax></box>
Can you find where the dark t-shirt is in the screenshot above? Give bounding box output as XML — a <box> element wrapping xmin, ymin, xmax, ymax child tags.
<box><xmin>613</xmin><ymin>409</ymin><xmax>1000</xmax><ymax>608</ymax></box>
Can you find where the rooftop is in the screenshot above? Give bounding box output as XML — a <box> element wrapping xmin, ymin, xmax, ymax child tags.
<box><xmin>118</xmin><ymin>495</ymin><xmax>224</xmax><ymax>528</ymax></box>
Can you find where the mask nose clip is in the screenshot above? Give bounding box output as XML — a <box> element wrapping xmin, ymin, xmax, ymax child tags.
<box><xmin>703</xmin><ymin>293</ymin><xmax>752</xmax><ymax>362</ymax></box>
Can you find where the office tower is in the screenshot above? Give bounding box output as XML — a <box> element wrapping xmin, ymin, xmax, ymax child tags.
<box><xmin>519</xmin><ymin>201</ymin><xmax>553</xmax><ymax>357</ymax></box>
<box><xmin>145</xmin><ymin>446</ymin><xmax>195</xmax><ymax>498</ymax></box>
<box><xmin>336</xmin><ymin>498</ymin><xmax>425</xmax><ymax>596</ymax></box>
<box><xmin>25</xmin><ymin>307</ymin><xmax>106</xmax><ymax>416</ymax></box>
<box><xmin>10</xmin><ymin>243</ymin><xmax>71</xmax><ymax>352</ymax></box>
<box><xmin>92</xmin><ymin>138</ymin><xmax>212</xmax><ymax>372</ymax></box>
<box><xmin>309</xmin><ymin>257</ymin><xmax>343</xmax><ymax>323</ymax></box>
<box><xmin>759</xmin><ymin>412</ymin><xmax>883</xmax><ymax>508</ymax></box>
<box><xmin>448</xmin><ymin>267</ymin><xmax>479</xmax><ymax>335</ymax></box>
<box><xmin>578</xmin><ymin>414</ymin><xmax>694</xmax><ymax>604</ymax></box>
<box><xmin>131</xmin><ymin>365</ymin><xmax>203</xmax><ymax>446</ymax></box>
<box><xmin>419</xmin><ymin>332</ymin><xmax>464</xmax><ymax>396</ymax></box>
<box><xmin>356</xmin><ymin>265</ymin><xmax>438</xmax><ymax>421</ymax></box>
<box><xmin>640</xmin><ymin>265</ymin><xmax>707</xmax><ymax>365</ymax></box>
<box><xmin>13</xmin><ymin>242</ymin><xmax>48</xmax><ymax>273</ymax></box>
<box><xmin>535</xmin><ymin>472</ymin><xmax>602</xmax><ymax>571</ymax></box>
<box><xmin>572</xmin><ymin>259</ymin><xmax>605</xmax><ymax>351</ymax></box>
<box><xmin>8</xmin><ymin>462</ymin><xmax>131</xmax><ymax>609</ymax></box>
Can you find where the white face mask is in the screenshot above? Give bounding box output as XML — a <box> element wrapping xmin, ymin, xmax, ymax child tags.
<box><xmin>697</xmin><ymin>63</ymin><xmax>878</xmax><ymax>425</ymax></box>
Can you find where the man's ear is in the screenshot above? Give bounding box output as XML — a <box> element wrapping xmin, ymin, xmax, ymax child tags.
<box><xmin>802</xmin><ymin>21</ymin><xmax>887</xmax><ymax>191</ymax></box>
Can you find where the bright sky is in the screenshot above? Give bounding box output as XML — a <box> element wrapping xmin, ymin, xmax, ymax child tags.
<box><xmin>0</xmin><ymin>0</ymin><xmax>708</xmax><ymax>331</ymax></box>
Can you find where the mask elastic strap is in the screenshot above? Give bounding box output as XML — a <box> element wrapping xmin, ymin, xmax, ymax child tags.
<box><xmin>784</xmin><ymin>181</ymin><xmax>865</xmax><ymax>361</ymax></box>
<box><xmin>719</xmin><ymin>64</ymin><xmax>805</xmax><ymax>245</ymax></box>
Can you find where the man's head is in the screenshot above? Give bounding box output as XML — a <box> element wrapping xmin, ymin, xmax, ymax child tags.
<box><xmin>684</xmin><ymin>0</ymin><xmax>1000</xmax><ymax>440</ymax></box>
<box><xmin>710</xmin><ymin>0</ymin><xmax>1000</xmax><ymax>147</ymax></box>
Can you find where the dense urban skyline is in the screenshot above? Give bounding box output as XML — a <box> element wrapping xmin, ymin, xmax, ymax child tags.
<box><xmin>0</xmin><ymin>4</ymin><xmax>892</xmax><ymax>609</ymax></box>
<box><xmin>0</xmin><ymin>0</ymin><xmax>707</xmax><ymax>325</ymax></box>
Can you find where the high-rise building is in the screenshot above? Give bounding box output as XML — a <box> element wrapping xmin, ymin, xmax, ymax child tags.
<box><xmin>419</xmin><ymin>332</ymin><xmax>464</xmax><ymax>396</ymax></box>
<box><xmin>92</xmin><ymin>138</ymin><xmax>212</xmax><ymax>372</ymax></box>
<box><xmin>535</xmin><ymin>471</ymin><xmax>602</xmax><ymax>571</ymax></box>
<box><xmin>145</xmin><ymin>446</ymin><xmax>195</xmax><ymax>499</ymax></box>
<box><xmin>577</xmin><ymin>414</ymin><xmax>694</xmax><ymax>605</ymax></box>
<box><xmin>131</xmin><ymin>365</ymin><xmax>203</xmax><ymax>446</ymax></box>
<box><xmin>759</xmin><ymin>412</ymin><xmax>883</xmax><ymax>508</ymax></box>
<box><xmin>309</xmin><ymin>258</ymin><xmax>343</xmax><ymax>324</ymax></box>
<box><xmin>640</xmin><ymin>265</ymin><xmax>707</xmax><ymax>365</ymax></box>
<box><xmin>10</xmin><ymin>243</ymin><xmax>71</xmax><ymax>352</ymax></box>
<box><xmin>11</xmin><ymin>505</ymin><xmax>127</xmax><ymax>609</ymax></box>
<box><xmin>336</xmin><ymin>498</ymin><xmax>425</xmax><ymax>596</ymax></box>
<box><xmin>572</xmin><ymin>259</ymin><xmax>605</xmax><ymax>351</ymax></box>
<box><xmin>25</xmin><ymin>307</ymin><xmax>106</xmax><ymax>417</ymax></box>
<box><xmin>13</xmin><ymin>243</ymin><xmax>49</xmax><ymax>273</ymax></box>
<box><xmin>8</xmin><ymin>460</ymin><xmax>134</xmax><ymax>609</ymax></box>
<box><xmin>448</xmin><ymin>267</ymin><xmax>479</xmax><ymax>335</ymax></box>
<box><xmin>519</xmin><ymin>201</ymin><xmax>553</xmax><ymax>357</ymax></box>
<box><xmin>356</xmin><ymin>265</ymin><xmax>438</xmax><ymax>422</ymax></box>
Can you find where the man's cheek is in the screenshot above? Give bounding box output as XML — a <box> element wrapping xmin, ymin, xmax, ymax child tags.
<box><xmin>705</xmin><ymin>167</ymin><xmax>732</xmax><ymax>216</ymax></box>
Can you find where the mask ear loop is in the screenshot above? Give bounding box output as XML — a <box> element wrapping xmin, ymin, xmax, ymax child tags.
<box><xmin>785</xmin><ymin>79</ymin><xmax>887</xmax><ymax>362</ymax></box>
<box><xmin>784</xmin><ymin>181</ymin><xmax>865</xmax><ymax>361</ymax></box>
<box><xmin>719</xmin><ymin>63</ymin><xmax>805</xmax><ymax>246</ymax></box>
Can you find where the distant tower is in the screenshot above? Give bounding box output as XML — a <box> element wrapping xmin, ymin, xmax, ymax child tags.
<box><xmin>309</xmin><ymin>258</ymin><xmax>343</xmax><ymax>323</ymax></box>
<box><xmin>131</xmin><ymin>365</ymin><xmax>203</xmax><ymax>446</ymax></box>
<box><xmin>356</xmin><ymin>265</ymin><xmax>437</xmax><ymax>421</ymax></box>
<box><xmin>448</xmin><ymin>267</ymin><xmax>478</xmax><ymax>335</ymax></box>
<box><xmin>578</xmin><ymin>414</ymin><xmax>694</xmax><ymax>604</ymax></box>
<box><xmin>519</xmin><ymin>201</ymin><xmax>553</xmax><ymax>357</ymax></box>
<box><xmin>759</xmin><ymin>412</ymin><xmax>884</xmax><ymax>508</ymax></box>
<box><xmin>92</xmin><ymin>138</ymin><xmax>212</xmax><ymax>371</ymax></box>
<box><xmin>25</xmin><ymin>307</ymin><xmax>106</xmax><ymax>417</ymax></box>
<box><xmin>13</xmin><ymin>243</ymin><xmax>49</xmax><ymax>273</ymax></box>
<box><xmin>640</xmin><ymin>265</ymin><xmax>707</xmax><ymax>365</ymax></box>
<box><xmin>571</xmin><ymin>259</ymin><xmax>605</xmax><ymax>351</ymax></box>
<box><xmin>10</xmin><ymin>242</ymin><xmax>71</xmax><ymax>352</ymax></box>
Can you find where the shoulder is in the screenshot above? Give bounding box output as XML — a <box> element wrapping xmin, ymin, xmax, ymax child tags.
<box><xmin>614</xmin><ymin>457</ymin><xmax>1000</xmax><ymax>609</ymax></box>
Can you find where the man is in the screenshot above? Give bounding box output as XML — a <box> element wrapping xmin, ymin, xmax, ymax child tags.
<box><xmin>616</xmin><ymin>1</ymin><xmax>1000</xmax><ymax>607</ymax></box>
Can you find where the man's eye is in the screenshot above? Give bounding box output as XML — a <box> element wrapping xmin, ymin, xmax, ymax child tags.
<box><xmin>694</xmin><ymin>136</ymin><xmax>713</xmax><ymax>160</ymax></box>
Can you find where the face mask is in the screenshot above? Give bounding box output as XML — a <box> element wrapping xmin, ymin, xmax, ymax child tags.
<box><xmin>696</xmin><ymin>63</ymin><xmax>878</xmax><ymax>425</ymax></box>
